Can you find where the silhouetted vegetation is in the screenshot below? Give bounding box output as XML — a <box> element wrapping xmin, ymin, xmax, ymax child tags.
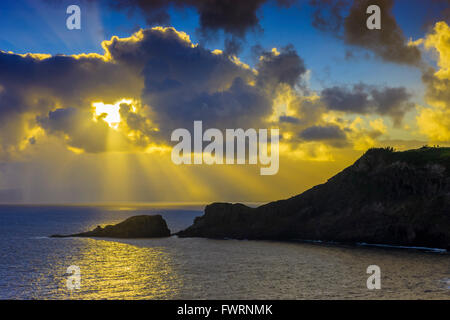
<box><xmin>388</xmin><ymin>147</ymin><xmax>450</xmax><ymax>171</ymax></box>
<box><xmin>363</xmin><ymin>146</ymin><xmax>450</xmax><ymax>172</ymax></box>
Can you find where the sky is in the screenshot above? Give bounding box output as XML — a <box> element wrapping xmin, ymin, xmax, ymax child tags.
<box><xmin>0</xmin><ymin>0</ymin><xmax>449</xmax><ymax>204</ymax></box>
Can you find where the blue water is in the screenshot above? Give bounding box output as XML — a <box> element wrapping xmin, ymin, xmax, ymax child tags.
<box><xmin>0</xmin><ymin>205</ymin><xmax>449</xmax><ymax>299</ymax></box>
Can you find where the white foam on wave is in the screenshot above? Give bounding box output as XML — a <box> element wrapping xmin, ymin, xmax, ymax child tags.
<box><xmin>295</xmin><ymin>239</ymin><xmax>447</xmax><ymax>253</ymax></box>
<box><xmin>357</xmin><ymin>242</ymin><xmax>447</xmax><ymax>253</ymax></box>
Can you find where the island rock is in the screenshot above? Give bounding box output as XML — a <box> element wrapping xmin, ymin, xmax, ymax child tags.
<box><xmin>51</xmin><ymin>214</ymin><xmax>171</xmax><ymax>238</ymax></box>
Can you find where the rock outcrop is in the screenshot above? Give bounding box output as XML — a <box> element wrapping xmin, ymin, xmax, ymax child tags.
<box><xmin>178</xmin><ymin>147</ymin><xmax>450</xmax><ymax>250</ymax></box>
<box><xmin>51</xmin><ymin>215</ymin><xmax>171</xmax><ymax>238</ymax></box>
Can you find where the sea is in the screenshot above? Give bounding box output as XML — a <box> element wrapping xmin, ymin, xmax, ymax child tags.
<box><xmin>0</xmin><ymin>204</ymin><xmax>449</xmax><ymax>299</ymax></box>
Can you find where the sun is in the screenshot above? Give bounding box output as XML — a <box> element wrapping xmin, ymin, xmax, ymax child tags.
<box><xmin>92</xmin><ymin>99</ymin><xmax>134</xmax><ymax>129</ymax></box>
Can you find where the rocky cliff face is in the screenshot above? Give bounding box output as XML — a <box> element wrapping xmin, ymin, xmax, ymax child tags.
<box><xmin>51</xmin><ymin>215</ymin><xmax>171</xmax><ymax>238</ymax></box>
<box><xmin>178</xmin><ymin>147</ymin><xmax>450</xmax><ymax>250</ymax></box>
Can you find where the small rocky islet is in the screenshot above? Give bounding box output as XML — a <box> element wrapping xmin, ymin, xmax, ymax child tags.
<box><xmin>51</xmin><ymin>214</ymin><xmax>171</xmax><ymax>238</ymax></box>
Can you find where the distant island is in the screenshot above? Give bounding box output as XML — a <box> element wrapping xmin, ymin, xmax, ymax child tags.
<box><xmin>51</xmin><ymin>215</ymin><xmax>171</xmax><ymax>238</ymax></box>
<box><xmin>178</xmin><ymin>147</ymin><xmax>450</xmax><ymax>250</ymax></box>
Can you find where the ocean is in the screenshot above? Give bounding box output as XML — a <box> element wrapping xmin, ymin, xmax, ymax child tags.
<box><xmin>0</xmin><ymin>204</ymin><xmax>448</xmax><ymax>299</ymax></box>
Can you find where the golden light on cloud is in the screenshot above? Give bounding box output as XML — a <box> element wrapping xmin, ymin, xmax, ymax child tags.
<box><xmin>268</xmin><ymin>84</ymin><xmax>304</xmax><ymax>122</ymax></box>
<box><xmin>92</xmin><ymin>99</ymin><xmax>134</xmax><ymax>129</ymax></box>
<box><xmin>417</xmin><ymin>107</ymin><xmax>450</xmax><ymax>142</ymax></box>
<box><xmin>423</xmin><ymin>21</ymin><xmax>450</xmax><ymax>80</ymax></box>
<box><xmin>415</xmin><ymin>21</ymin><xmax>450</xmax><ymax>142</ymax></box>
<box><xmin>279</xmin><ymin>141</ymin><xmax>335</xmax><ymax>162</ymax></box>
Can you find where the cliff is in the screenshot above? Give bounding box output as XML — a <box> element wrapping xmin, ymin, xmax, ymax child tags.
<box><xmin>178</xmin><ymin>147</ymin><xmax>450</xmax><ymax>250</ymax></box>
<box><xmin>51</xmin><ymin>214</ymin><xmax>171</xmax><ymax>238</ymax></box>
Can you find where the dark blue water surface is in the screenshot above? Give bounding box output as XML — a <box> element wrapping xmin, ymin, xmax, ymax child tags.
<box><xmin>0</xmin><ymin>205</ymin><xmax>449</xmax><ymax>299</ymax></box>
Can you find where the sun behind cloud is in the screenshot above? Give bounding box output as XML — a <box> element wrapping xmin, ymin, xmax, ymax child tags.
<box><xmin>92</xmin><ymin>99</ymin><xmax>135</xmax><ymax>130</ymax></box>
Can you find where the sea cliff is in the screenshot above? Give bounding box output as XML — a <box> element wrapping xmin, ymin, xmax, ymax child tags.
<box><xmin>178</xmin><ymin>147</ymin><xmax>450</xmax><ymax>250</ymax></box>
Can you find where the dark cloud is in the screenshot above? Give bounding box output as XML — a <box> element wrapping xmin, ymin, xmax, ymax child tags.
<box><xmin>38</xmin><ymin>108</ymin><xmax>110</xmax><ymax>153</ymax></box>
<box><xmin>322</xmin><ymin>84</ymin><xmax>370</xmax><ymax>112</ymax></box>
<box><xmin>145</xmin><ymin>76</ymin><xmax>272</xmax><ymax>136</ymax></box>
<box><xmin>106</xmin><ymin>28</ymin><xmax>272</xmax><ymax>134</ymax></box>
<box><xmin>279</xmin><ymin>115</ymin><xmax>301</xmax><ymax>123</ymax></box>
<box><xmin>107</xmin><ymin>28</ymin><xmax>307</xmax><ymax>136</ymax></box>
<box><xmin>422</xmin><ymin>67</ymin><xmax>450</xmax><ymax>108</ymax></box>
<box><xmin>109</xmin><ymin>0</ymin><xmax>296</xmax><ymax>38</ymax></box>
<box><xmin>119</xmin><ymin>102</ymin><xmax>159</xmax><ymax>147</ymax></box>
<box><xmin>299</xmin><ymin>124</ymin><xmax>349</xmax><ymax>147</ymax></box>
<box><xmin>344</xmin><ymin>0</ymin><xmax>421</xmax><ymax>65</ymax></box>
<box><xmin>256</xmin><ymin>45</ymin><xmax>307</xmax><ymax>89</ymax></box>
<box><xmin>370</xmin><ymin>86</ymin><xmax>415</xmax><ymax>125</ymax></box>
<box><xmin>224</xmin><ymin>37</ymin><xmax>243</xmax><ymax>56</ymax></box>
<box><xmin>310</xmin><ymin>0</ymin><xmax>350</xmax><ymax>34</ymax></box>
<box><xmin>38</xmin><ymin>107</ymin><xmax>135</xmax><ymax>153</ymax></box>
<box><xmin>321</xmin><ymin>84</ymin><xmax>414</xmax><ymax>126</ymax></box>
<box><xmin>106</xmin><ymin>28</ymin><xmax>253</xmax><ymax>89</ymax></box>
<box><xmin>310</xmin><ymin>0</ymin><xmax>422</xmax><ymax>66</ymax></box>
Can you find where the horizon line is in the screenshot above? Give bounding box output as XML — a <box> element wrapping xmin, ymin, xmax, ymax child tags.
<box><xmin>0</xmin><ymin>201</ymin><xmax>267</xmax><ymax>207</ymax></box>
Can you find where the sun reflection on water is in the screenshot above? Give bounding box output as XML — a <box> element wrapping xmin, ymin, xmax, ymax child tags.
<box><xmin>46</xmin><ymin>239</ymin><xmax>180</xmax><ymax>300</ymax></box>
